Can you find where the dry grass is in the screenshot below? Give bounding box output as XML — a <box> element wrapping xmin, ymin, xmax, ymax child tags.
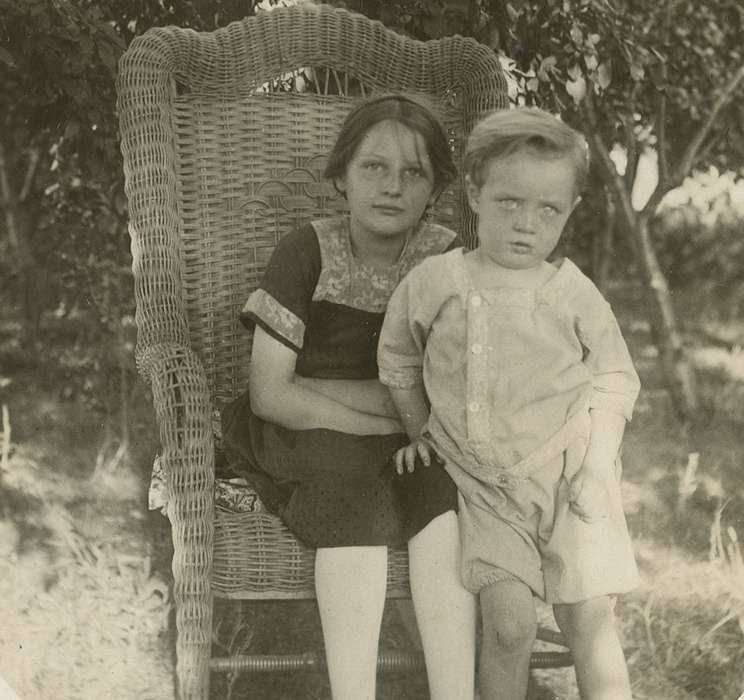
<box><xmin>618</xmin><ymin>517</ymin><xmax>744</xmax><ymax>700</ymax></box>
<box><xmin>0</xmin><ymin>391</ymin><xmax>174</xmax><ymax>700</ymax></box>
<box><xmin>4</xmin><ymin>293</ymin><xmax>744</xmax><ymax>699</ymax></box>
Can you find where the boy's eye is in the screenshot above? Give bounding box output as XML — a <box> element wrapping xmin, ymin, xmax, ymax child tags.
<box><xmin>498</xmin><ymin>199</ymin><xmax>518</xmax><ymax>210</ymax></box>
<box><xmin>541</xmin><ymin>205</ymin><xmax>559</xmax><ymax>217</ymax></box>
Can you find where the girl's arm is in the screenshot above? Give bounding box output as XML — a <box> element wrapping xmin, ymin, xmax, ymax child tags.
<box><xmin>249</xmin><ymin>327</ymin><xmax>403</xmax><ymax>435</ymax></box>
<box><xmin>293</xmin><ymin>376</ymin><xmax>399</xmax><ymax>419</ymax></box>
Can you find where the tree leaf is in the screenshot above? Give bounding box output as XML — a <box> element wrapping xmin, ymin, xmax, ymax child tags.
<box><xmin>629</xmin><ymin>60</ymin><xmax>645</xmax><ymax>82</ymax></box>
<box><xmin>0</xmin><ymin>46</ymin><xmax>16</xmax><ymax>67</ymax></box>
<box><xmin>566</xmin><ymin>75</ymin><xmax>587</xmax><ymax>103</ymax></box>
<box><xmin>597</xmin><ymin>61</ymin><xmax>612</xmax><ymax>89</ymax></box>
<box><xmin>567</xmin><ymin>63</ymin><xmax>583</xmax><ymax>80</ymax></box>
<box><xmin>538</xmin><ymin>55</ymin><xmax>558</xmax><ymax>81</ymax></box>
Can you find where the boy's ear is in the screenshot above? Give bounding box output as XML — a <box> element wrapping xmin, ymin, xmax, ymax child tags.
<box><xmin>571</xmin><ymin>195</ymin><xmax>582</xmax><ymax>213</ymax></box>
<box><xmin>464</xmin><ymin>174</ymin><xmax>480</xmax><ymax>213</ymax></box>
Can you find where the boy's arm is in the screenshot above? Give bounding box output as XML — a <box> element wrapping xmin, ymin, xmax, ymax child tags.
<box><xmin>387</xmin><ymin>385</ymin><xmax>437</xmax><ymax>473</ymax></box>
<box><xmin>583</xmin><ymin>408</ymin><xmax>626</xmax><ymax>473</ymax></box>
<box><xmin>569</xmin><ymin>408</ymin><xmax>625</xmax><ymax>523</ymax></box>
<box><xmin>378</xmin><ymin>260</ymin><xmax>446</xmax><ymax>472</ymax></box>
<box><xmin>571</xmin><ymin>288</ymin><xmax>639</xmax><ymax>520</ymax></box>
<box><xmin>388</xmin><ymin>385</ymin><xmax>430</xmax><ymax>440</ymax></box>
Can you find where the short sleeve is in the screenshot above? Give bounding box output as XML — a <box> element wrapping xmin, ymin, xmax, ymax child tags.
<box><xmin>574</xmin><ymin>288</ymin><xmax>641</xmax><ymax>421</ymax></box>
<box><xmin>239</xmin><ymin>225</ymin><xmax>320</xmax><ymax>353</ymax></box>
<box><xmin>378</xmin><ymin>252</ymin><xmax>456</xmax><ymax>389</ymax></box>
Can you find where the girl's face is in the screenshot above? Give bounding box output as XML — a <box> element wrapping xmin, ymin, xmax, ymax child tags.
<box><xmin>466</xmin><ymin>149</ymin><xmax>579</xmax><ymax>271</ymax></box>
<box><xmin>337</xmin><ymin>119</ymin><xmax>437</xmax><ymax>245</ymax></box>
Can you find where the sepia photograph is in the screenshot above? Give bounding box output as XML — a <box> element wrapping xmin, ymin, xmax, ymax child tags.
<box><xmin>1</xmin><ymin>1</ymin><xmax>743</xmax><ymax>698</ymax></box>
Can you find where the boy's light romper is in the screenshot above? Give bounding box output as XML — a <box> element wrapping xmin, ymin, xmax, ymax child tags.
<box><xmin>378</xmin><ymin>249</ymin><xmax>641</xmax><ymax>603</ymax></box>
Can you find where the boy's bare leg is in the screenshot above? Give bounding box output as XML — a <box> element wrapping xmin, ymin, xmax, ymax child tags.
<box><xmin>553</xmin><ymin>596</ymin><xmax>632</xmax><ymax>700</ymax></box>
<box><xmin>479</xmin><ymin>578</ymin><xmax>536</xmax><ymax>700</ymax></box>
<box><xmin>409</xmin><ymin>511</ymin><xmax>477</xmax><ymax>700</ymax></box>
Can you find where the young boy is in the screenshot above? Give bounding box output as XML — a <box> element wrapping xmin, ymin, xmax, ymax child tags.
<box><xmin>378</xmin><ymin>107</ymin><xmax>640</xmax><ymax>700</ymax></box>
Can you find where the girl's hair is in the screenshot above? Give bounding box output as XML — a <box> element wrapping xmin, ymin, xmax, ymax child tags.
<box><xmin>323</xmin><ymin>94</ymin><xmax>457</xmax><ymax>196</ymax></box>
<box><xmin>464</xmin><ymin>107</ymin><xmax>590</xmax><ymax>195</ymax></box>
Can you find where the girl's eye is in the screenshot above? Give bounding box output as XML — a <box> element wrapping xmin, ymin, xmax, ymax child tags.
<box><xmin>404</xmin><ymin>167</ymin><xmax>424</xmax><ymax>178</ymax></box>
<box><xmin>363</xmin><ymin>162</ymin><xmax>384</xmax><ymax>172</ymax></box>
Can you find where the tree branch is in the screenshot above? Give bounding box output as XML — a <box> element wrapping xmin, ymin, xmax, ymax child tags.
<box><xmin>672</xmin><ymin>61</ymin><xmax>744</xmax><ymax>185</ymax></box>
<box><xmin>581</xmin><ymin>90</ymin><xmax>637</xmax><ymax>237</ymax></box>
<box><xmin>0</xmin><ymin>140</ymin><xmax>20</xmax><ymax>251</ymax></box>
<box><xmin>19</xmin><ymin>148</ymin><xmax>41</xmax><ymax>203</ymax></box>
<box><xmin>623</xmin><ymin>114</ymin><xmax>640</xmax><ymax>191</ymax></box>
<box><xmin>655</xmin><ymin>0</ymin><xmax>674</xmax><ymax>187</ymax></box>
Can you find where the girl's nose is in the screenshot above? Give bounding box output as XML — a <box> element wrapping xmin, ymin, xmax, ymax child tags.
<box><xmin>382</xmin><ymin>170</ymin><xmax>403</xmax><ymax>195</ymax></box>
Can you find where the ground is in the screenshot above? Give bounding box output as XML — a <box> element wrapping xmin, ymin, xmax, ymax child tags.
<box><xmin>1</xmin><ymin>281</ymin><xmax>744</xmax><ymax>699</ymax></box>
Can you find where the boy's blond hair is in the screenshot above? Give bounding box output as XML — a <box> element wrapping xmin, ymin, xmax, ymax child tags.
<box><xmin>464</xmin><ymin>107</ymin><xmax>590</xmax><ymax>195</ymax></box>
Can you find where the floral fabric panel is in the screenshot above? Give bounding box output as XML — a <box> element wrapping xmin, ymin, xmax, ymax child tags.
<box><xmin>242</xmin><ymin>288</ymin><xmax>306</xmax><ymax>351</ymax></box>
<box><xmin>311</xmin><ymin>217</ymin><xmax>457</xmax><ymax>313</ymax></box>
<box><xmin>149</xmin><ymin>455</ymin><xmax>266</xmax><ymax>516</ymax></box>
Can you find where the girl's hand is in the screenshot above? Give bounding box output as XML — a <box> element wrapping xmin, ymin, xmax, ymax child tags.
<box><xmin>568</xmin><ymin>466</ymin><xmax>611</xmax><ymax>524</ymax></box>
<box><xmin>393</xmin><ymin>437</ymin><xmax>436</xmax><ymax>475</ymax></box>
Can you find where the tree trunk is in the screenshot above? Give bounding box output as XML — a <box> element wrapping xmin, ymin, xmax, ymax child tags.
<box><xmin>629</xmin><ymin>211</ymin><xmax>699</xmax><ymax>422</ymax></box>
<box><xmin>0</xmin><ymin>141</ymin><xmax>41</xmax><ymax>344</ymax></box>
<box><xmin>592</xmin><ymin>188</ymin><xmax>615</xmax><ymax>294</ymax></box>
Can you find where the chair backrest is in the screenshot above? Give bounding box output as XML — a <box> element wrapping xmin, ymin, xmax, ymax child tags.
<box><xmin>118</xmin><ymin>3</ymin><xmax>507</xmax><ymax>402</ymax></box>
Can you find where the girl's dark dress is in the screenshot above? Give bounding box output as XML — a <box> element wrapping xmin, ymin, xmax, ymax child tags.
<box><xmin>222</xmin><ymin>217</ymin><xmax>458</xmax><ymax>547</ymax></box>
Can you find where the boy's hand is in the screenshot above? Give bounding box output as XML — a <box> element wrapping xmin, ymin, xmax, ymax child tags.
<box><xmin>568</xmin><ymin>465</ymin><xmax>612</xmax><ymax>524</ymax></box>
<box><xmin>394</xmin><ymin>438</ymin><xmax>436</xmax><ymax>475</ymax></box>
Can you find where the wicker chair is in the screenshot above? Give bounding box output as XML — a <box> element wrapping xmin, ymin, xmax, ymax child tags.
<box><xmin>117</xmin><ymin>5</ymin><xmax>571</xmax><ymax>698</ymax></box>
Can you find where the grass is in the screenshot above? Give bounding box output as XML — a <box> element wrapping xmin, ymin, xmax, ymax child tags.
<box><xmin>2</xmin><ymin>281</ymin><xmax>744</xmax><ymax>699</ymax></box>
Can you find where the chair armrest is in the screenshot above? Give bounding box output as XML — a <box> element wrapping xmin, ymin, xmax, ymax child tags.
<box><xmin>139</xmin><ymin>342</ymin><xmax>215</xmax><ymax>525</ymax></box>
<box><xmin>140</xmin><ymin>342</ymin><xmax>214</xmax><ymax>698</ymax></box>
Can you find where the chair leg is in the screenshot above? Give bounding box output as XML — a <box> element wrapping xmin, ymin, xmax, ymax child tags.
<box><xmin>169</xmin><ymin>491</ymin><xmax>215</xmax><ymax>699</ymax></box>
<box><xmin>173</xmin><ymin>578</ymin><xmax>213</xmax><ymax>700</ymax></box>
<box><xmin>393</xmin><ymin>599</ymin><xmax>423</xmax><ymax>650</ymax></box>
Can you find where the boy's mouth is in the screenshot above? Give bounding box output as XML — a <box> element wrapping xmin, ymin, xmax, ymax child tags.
<box><xmin>509</xmin><ymin>241</ymin><xmax>533</xmax><ymax>253</ymax></box>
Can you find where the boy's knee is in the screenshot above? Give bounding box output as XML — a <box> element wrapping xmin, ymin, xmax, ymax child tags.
<box><xmin>480</xmin><ymin>578</ymin><xmax>536</xmax><ymax>652</ymax></box>
<box><xmin>482</xmin><ymin>613</ymin><xmax>537</xmax><ymax>652</ymax></box>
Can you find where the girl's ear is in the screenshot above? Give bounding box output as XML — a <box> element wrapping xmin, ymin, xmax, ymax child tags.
<box><xmin>465</xmin><ymin>174</ymin><xmax>480</xmax><ymax>213</ymax></box>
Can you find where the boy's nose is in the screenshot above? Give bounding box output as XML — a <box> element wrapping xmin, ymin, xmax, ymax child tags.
<box><xmin>514</xmin><ymin>208</ymin><xmax>536</xmax><ymax>232</ymax></box>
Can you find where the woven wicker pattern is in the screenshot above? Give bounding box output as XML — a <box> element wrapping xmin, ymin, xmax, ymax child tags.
<box><xmin>117</xmin><ymin>5</ymin><xmax>507</xmax><ymax>698</ymax></box>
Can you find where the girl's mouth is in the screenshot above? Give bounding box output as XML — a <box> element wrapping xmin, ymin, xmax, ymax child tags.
<box><xmin>373</xmin><ymin>205</ymin><xmax>405</xmax><ymax>214</ymax></box>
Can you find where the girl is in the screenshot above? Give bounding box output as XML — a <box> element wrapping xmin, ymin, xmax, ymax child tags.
<box><xmin>222</xmin><ymin>95</ymin><xmax>476</xmax><ymax>700</ymax></box>
<box><xmin>379</xmin><ymin>107</ymin><xmax>641</xmax><ymax>700</ymax></box>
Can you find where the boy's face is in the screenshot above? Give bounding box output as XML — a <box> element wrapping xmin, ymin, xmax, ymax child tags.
<box><xmin>466</xmin><ymin>149</ymin><xmax>579</xmax><ymax>270</ymax></box>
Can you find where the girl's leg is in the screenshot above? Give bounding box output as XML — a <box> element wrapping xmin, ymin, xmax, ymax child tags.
<box><xmin>553</xmin><ymin>596</ymin><xmax>632</xmax><ymax>700</ymax></box>
<box><xmin>315</xmin><ymin>546</ymin><xmax>388</xmax><ymax>700</ymax></box>
<box><xmin>408</xmin><ymin>511</ymin><xmax>476</xmax><ymax>700</ymax></box>
<box><xmin>479</xmin><ymin>578</ymin><xmax>536</xmax><ymax>700</ymax></box>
